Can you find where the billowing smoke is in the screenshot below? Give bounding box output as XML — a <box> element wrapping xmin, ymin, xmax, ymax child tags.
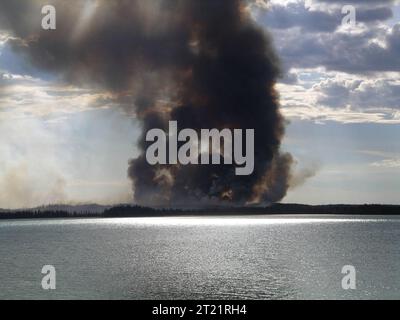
<box><xmin>1</xmin><ymin>0</ymin><xmax>294</xmax><ymax>207</ymax></box>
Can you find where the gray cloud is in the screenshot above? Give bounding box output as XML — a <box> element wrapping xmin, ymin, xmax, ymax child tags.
<box><xmin>272</xmin><ymin>23</ymin><xmax>400</xmax><ymax>74</ymax></box>
<box><xmin>252</xmin><ymin>0</ymin><xmax>400</xmax><ymax>83</ymax></box>
<box><xmin>262</xmin><ymin>3</ymin><xmax>393</xmax><ymax>33</ymax></box>
<box><xmin>264</xmin><ymin>3</ymin><xmax>338</xmax><ymax>32</ymax></box>
<box><xmin>357</xmin><ymin>7</ymin><xmax>394</xmax><ymax>22</ymax></box>
<box><xmin>317</xmin><ymin>0</ymin><xmax>396</xmax><ymax>4</ymax></box>
<box><xmin>316</xmin><ymin>78</ymin><xmax>400</xmax><ymax>110</ymax></box>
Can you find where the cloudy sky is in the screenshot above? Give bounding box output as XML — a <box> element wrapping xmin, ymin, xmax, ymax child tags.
<box><xmin>0</xmin><ymin>0</ymin><xmax>399</xmax><ymax>208</ymax></box>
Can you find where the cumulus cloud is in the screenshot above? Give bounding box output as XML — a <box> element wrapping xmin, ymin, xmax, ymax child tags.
<box><xmin>317</xmin><ymin>0</ymin><xmax>397</xmax><ymax>5</ymax></box>
<box><xmin>257</xmin><ymin>2</ymin><xmax>393</xmax><ymax>33</ymax></box>
<box><xmin>250</xmin><ymin>0</ymin><xmax>400</xmax><ymax>124</ymax></box>
<box><xmin>315</xmin><ymin>76</ymin><xmax>400</xmax><ymax>110</ymax></box>
<box><xmin>278</xmin><ymin>71</ymin><xmax>400</xmax><ymax>123</ymax></box>
<box><xmin>270</xmin><ymin>22</ymin><xmax>400</xmax><ymax>74</ymax></box>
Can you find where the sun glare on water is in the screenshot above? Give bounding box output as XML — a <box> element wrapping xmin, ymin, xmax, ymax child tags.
<box><xmin>98</xmin><ymin>216</ymin><xmax>391</xmax><ymax>227</ymax></box>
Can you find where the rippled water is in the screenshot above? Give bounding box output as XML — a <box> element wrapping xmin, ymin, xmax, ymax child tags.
<box><xmin>1</xmin><ymin>215</ymin><xmax>400</xmax><ymax>300</ymax></box>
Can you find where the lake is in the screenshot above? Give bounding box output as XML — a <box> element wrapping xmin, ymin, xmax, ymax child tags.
<box><xmin>0</xmin><ymin>215</ymin><xmax>399</xmax><ymax>300</ymax></box>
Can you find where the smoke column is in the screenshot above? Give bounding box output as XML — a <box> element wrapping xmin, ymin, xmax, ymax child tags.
<box><xmin>0</xmin><ymin>0</ymin><xmax>293</xmax><ymax>207</ymax></box>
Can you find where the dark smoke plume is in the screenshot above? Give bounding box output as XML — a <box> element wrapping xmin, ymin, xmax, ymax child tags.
<box><xmin>0</xmin><ymin>0</ymin><xmax>294</xmax><ymax>207</ymax></box>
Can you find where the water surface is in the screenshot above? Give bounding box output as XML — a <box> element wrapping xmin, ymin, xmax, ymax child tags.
<box><xmin>0</xmin><ymin>215</ymin><xmax>399</xmax><ymax>300</ymax></box>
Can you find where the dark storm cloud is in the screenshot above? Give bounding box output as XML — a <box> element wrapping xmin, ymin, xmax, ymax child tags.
<box><xmin>0</xmin><ymin>0</ymin><xmax>294</xmax><ymax>206</ymax></box>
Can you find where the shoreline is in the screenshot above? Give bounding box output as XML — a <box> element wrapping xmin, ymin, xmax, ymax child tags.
<box><xmin>1</xmin><ymin>203</ymin><xmax>400</xmax><ymax>221</ymax></box>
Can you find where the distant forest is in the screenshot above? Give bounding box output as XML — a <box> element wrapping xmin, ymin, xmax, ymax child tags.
<box><xmin>0</xmin><ymin>204</ymin><xmax>399</xmax><ymax>220</ymax></box>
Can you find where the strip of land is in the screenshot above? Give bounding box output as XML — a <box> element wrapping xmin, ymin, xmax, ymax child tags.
<box><xmin>0</xmin><ymin>204</ymin><xmax>399</xmax><ymax>220</ymax></box>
